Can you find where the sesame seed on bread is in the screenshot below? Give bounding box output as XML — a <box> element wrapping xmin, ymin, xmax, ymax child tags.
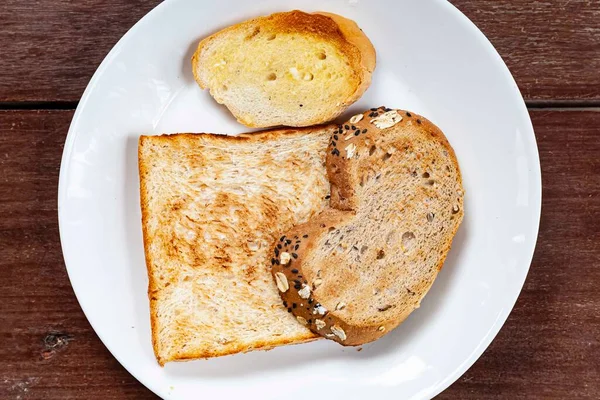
<box><xmin>271</xmin><ymin>107</ymin><xmax>464</xmax><ymax>345</ymax></box>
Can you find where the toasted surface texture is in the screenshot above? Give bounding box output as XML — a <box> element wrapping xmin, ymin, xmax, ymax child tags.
<box><xmin>271</xmin><ymin>107</ymin><xmax>464</xmax><ymax>345</ymax></box>
<box><xmin>139</xmin><ymin>127</ymin><xmax>335</xmax><ymax>365</ymax></box>
<box><xmin>192</xmin><ymin>10</ymin><xmax>376</xmax><ymax>128</ymax></box>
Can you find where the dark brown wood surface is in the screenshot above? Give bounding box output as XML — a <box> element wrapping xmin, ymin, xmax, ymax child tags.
<box><xmin>0</xmin><ymin>0</ymin><xmax>599</xmax><ymax>103</ymax></box>
<box><xmin>0</xmin><ymin>1</ymin><xmax>599</xmax><ymax>399</ymax></box>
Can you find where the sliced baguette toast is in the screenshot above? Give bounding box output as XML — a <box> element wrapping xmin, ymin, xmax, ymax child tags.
<box><xmin>192</xmin><ymin>10</ymin><xmax>376</xmax><ymax>128</ymax></box>
<box><xmin>139</xmin><ymin>126</ymin><xmax>335</xmax><ymax>365</ymax></box>
<box><xmin>271</xmin><ymin>107</ymin><xmax>464</xmax><ymax>345</ymax></box>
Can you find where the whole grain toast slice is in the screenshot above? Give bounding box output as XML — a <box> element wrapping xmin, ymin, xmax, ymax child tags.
<box><xmin>192</xmin><ymin>10</ymin><xmax>376</xmax><ymax>128</ymax></box>
<box><xmin>139</xmin><ymin>126</ymin><xmax>335</xmax><ymax>365</ymax></box>
<box><xmin>271</xmin><ymin>107</ymin><xmax>464</xmax><ymax>345</ymax></box>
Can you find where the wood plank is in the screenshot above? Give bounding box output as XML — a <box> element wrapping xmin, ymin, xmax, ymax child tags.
<box><xmin>451</xmin><ymin>1</ymin><xmax>600</xmax><ymax>103</ymax></box>
<box><xmin>0</xmin><ymin>111</ymin><xmax>154</xmax><ymax>399</ymax></box>
<box><xmin>0</xmin><ymin>1</ymin><xmax>599</xmax><ymax>103</ymax></box>
<box><xmin>0</xmin><ymin>110</ymin><xmax>598</xmax><ymax>399</ymax></box>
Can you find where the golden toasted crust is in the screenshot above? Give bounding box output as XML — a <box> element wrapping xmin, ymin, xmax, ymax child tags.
<box><xmin>271</xmin><ymin>107</ymin><xmax>464</xmax><ymax>346</ymax></box>
<box><xmin>316</xmin><ymin>12</ymin><xmax>376</xmax><ymax>106</ymax></box>
<box><xmin>191</xmin><ymin>10</ymin><xmax>376</xmax><ymax>128</ymax></box>
<box><xmin>139</xmin><ymin>127</ymin><xmax>336</xmax><ymax>365</ymax></box>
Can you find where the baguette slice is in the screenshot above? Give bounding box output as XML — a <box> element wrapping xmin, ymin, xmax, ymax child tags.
<box><xmin>271</xmin><ymin>107</ymin><xmax>464</xmax><ymax>345</ymax></box>
<box><xmin>192</xmin><ymin>10</ymin><xmax>376</xmax><ymax>128</ymax></box>
<box><xmin>139</xmin><ymin>126</ymin><xmax>335</xmax><ymax>365</ymax></box>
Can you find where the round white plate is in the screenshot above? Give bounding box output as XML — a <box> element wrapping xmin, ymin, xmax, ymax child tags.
<box><xmin>58</xmin><ymin>0</ymin><xmax>541</xmax><ymax>399</ymax></box>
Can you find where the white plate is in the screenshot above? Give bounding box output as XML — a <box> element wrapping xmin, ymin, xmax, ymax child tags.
<box><xmin>58</xmin><ymin>0</ymin><xmax>541</xmax><ymax>399</ymax></box>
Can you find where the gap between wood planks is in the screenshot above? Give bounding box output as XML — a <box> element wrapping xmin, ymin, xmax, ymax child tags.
<box><xmin>0</xmin><ymin>100</ymin><xmax>599</xmax><ymax>111</ymax></box>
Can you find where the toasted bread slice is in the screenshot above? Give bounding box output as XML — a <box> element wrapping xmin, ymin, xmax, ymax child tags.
<box><xmin>271</xmin><ymin>107</ymin><xmax>464</xmax><ymax>345</ymax></box>
<box><xmin>192</xmin><ymin>10</ymin><xmax>376</xmax><ymax>128</ymax></box>
<box><xmin>139</xmin><ymin>126</ymin><xmax>335</xmax><ymax>365</ymax></box>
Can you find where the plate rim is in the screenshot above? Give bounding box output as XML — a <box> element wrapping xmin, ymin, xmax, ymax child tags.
<box><xmin>57</xmin><ymin>0</ymin><xmax>542</xmax><ymax>399</ymax></box>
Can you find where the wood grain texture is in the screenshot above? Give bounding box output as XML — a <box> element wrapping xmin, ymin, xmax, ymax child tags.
<box><xmin>0</xmin><ymin>110</ymin><xmax>598</xmax><ymax>399</ymax></box>
<box><xmin>452</xmin><ymin>0</ymin><xmax>600</xmax><ymax>103</ymax></box>
<box><xmin>0</xmin><ymin>111</ymin><xmax>154</xmax><ymax>399</ymax></box>
<box><xmin>0</xmin><ymin>1</ymin><xmax>599</xmax><ymax>103</ymax></box>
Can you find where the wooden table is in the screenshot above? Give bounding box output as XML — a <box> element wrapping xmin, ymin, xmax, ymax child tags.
<box><xmin>1</xmin><ymin>1</ymin><xmax>599</xmax><ymax>399</ymax></box>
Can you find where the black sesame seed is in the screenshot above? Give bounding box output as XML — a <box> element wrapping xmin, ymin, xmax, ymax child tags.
<box><xmin>333</xmin><ymin>135</ymin><xmax>339</xmax><ymax>140</ymax></box>
<box><xmin>369</xmin><ymin>112</ymin><xmax>378</xmax><ymax>117</ymax></box>
<box><xmin>406</xmin><ymin>112</ymin><xmax>412</xmax><ymax>117</ymax></box>
<box><xmin>308</xmin><ymin>298</ymin><xmax>314</xmax><ymax>304</ymax></box>
<box><xmin>277</xmin><ymin>244</ymin><xmax>282</xmax><ymax>249</ymax></box>
<box><xmin>294</xmin><ymin>284</ymin><xmax>302</xmax><ymax>289</ymax></box>
<box><xmin>332</xmin><ymin>148</ymin><xmax>340</xmax><ymax>156</ymax></box>
<box><xmin>370</xmin><ymin>108</ymin><xmax>378</xmax><ymax>111</ymax></box>
<box><xmin>332</xmin><ymin>141</ymin><xmax>337</xmax><ymax>147</ymax></box>
<box><xmin>362</xmin><ymin>129</ymin><xmax>367</xmax><ymax>134</ymax></box>
<box><xmin>280</xmin><ymin>236</ymin><xmax>285</xmax><ymax>242</ymax></box>
<box><xmin>283</xmin><ymin>301</ymin><xmax>288</xmax><ymax>307</ymax></box>
<box><xmin>285</xmin><ymin>240</ymin><xmax>291</xmax><ymax>245</ymax></box>
<box><xmin>292</xmin><ymin>253</ymin><xmax>298</xmax><ymax>259</ymax></box>
<box><xmin>325</xmin><ymin>195</ymin><xmax>330</xmax><ymax>199</ymax></box>
<box><xmin>295</xmin><ymin>245</ymin><xmax>299</xmax><ymax>250</ymax></box>
<box><xmin>287</xmin><ymin>308</ymin><xmax>292</xmax><ymax>313</ymax></box>
<box><xmin>308</xmin><ymin>319</ymin><xmax>312</xmax><ymax>324</ymax></box>
<box><xmin>385</xmin><ymin>107</ymin><xmax>392</xmax><ymax>112</ymax></box>
<box><xmin>291</xmin><ymin>268</ymin><xmax>299</xmax><ymax>273</ymax></box>
<box><xmin>271</xmin><ymin>258</ymin><xmax>276</xmax><ymax>265</ymax></box>
<box><xmin>299</xmin><ymin>104</ymin><xmax>303</xmax><ymax>107</ymax></box>
<box><xmin>294</xmin><ymin>279</ymin><xmax>301</xmax><ymax>285</ymax></box>
<box><xmin>417</xmin><ymin>119</ymin><xmax>422</xmax><ymax>124</ymax></box>
<box><xmin>275</xmin><ymin>260</ymin><xmax>280</xmax><ymax>265</ymax></box>
<box><xmin>293</xmin><ymin>303</ymin><xmax>297</xmax><ymax>309</ymax></box>
<box><xmin>294</xmin><ymin>235</ymin><xmax>298</xmax><ymax>239</ymax></box>
<box><xmin>345</xmin><ymin>125</ymin><xmax>350</xmax><ymax>130</ymax></box>
<box><xmin>351</xmin><ymin>125</ymin><xmax>356</xmax><ymax>130</ymax></box>
<box><xmin>354</xmin><ymin>131</ymin><xmax>360</xmax><ymax>136</ymax></box>
<box><xmin>303</xmin><ymin>234</ymin><xmax>309</xmax><ymax>238</ymax></box>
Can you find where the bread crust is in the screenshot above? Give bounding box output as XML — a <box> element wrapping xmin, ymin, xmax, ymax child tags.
<box><xmin>192</xmin><ymin>10</ymin><xmax>376</xmax><ymax>128</ymax></box>
<box><xmin>271</xmin><ymin>107</ymin><xmax>464</xmax><ymax>346</ymax></box>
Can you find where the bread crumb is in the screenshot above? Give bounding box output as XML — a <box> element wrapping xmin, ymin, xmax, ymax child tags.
<box><xmin>280</xmin><ymin>252</ymin><xmax>291</xmax><ymax>265</ymax></box>
<box><xmin>345</xmin><ymin>143</ymin><xmax>357</xmax><ymax>159</ymax></box>
<box><xmin>331</xmin><ymin>325</ymin><xmax>347</xmax><ymax>341</ymax></box>
<box><xmin>371</xmin><ymin>111</ymin><xmax>402</xmax><ymax>129</ymax></box>
<box><xmin>349</xmin><ymin>114</ymin><xmax>364</xmax><ymax>124</ymax></box>
<box><xmin>298</xmin><ymin>284</ymin><xmax>311</xmax><ymax>299</ymax></box>
<box><xmin>275</xmin><ymin>272</ymin><xmax>289</xmax><ymax>292</ymax></box>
